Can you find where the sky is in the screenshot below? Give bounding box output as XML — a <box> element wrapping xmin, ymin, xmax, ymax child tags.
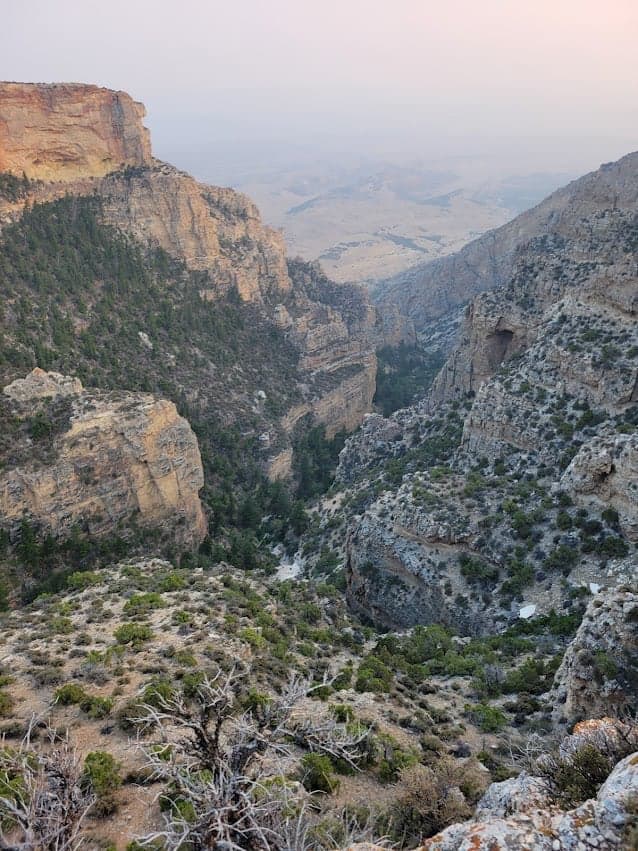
<box><xmin>3</xmin><ymin>0</ymin><xmax>638</xmax><ymax>180</ymax></box>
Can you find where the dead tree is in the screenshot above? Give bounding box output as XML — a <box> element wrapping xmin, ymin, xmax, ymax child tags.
<box><xmin>0</xmin><ymin>724</ymin><xmax>94</xmax><ymax>851</ymax></box>
<box><xmin>133</xmin><ymin>669</ymin><xmax>374</xmax><ymax>850</ymax></box>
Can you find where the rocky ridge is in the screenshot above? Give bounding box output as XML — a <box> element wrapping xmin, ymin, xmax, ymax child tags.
<box><xmin>377</xmin><ymin>151</ymin><xmax>638</xmax><ymax>333</ymax></box>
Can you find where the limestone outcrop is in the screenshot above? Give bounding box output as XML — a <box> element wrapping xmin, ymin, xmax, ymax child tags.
<box><xmin>0</xmin><ymin>82</ymin><xmax>151</xmax><ymax>180</ymax></box>
<box><xmin>562</xmin><ymin>434</ymin><xmax>638</xmax><ymax>540</ymax></box>
<box><xmin>0</xmin><ymin>370</ymin><xmax>206</xmax><ymax>549</ymax></box>
<box><xmin>3</xmin><ymin>367</ymin><xmax>83</xmax><ymax>402</ymax></box>
<box><xmin>349</xmin><ymin>721</ymin><xmax>638</xmax><ymax>850</ymax></box>
<box><xmin>548</xmin><ymin>584</ymin><xmax>638</xmax><ymax>723</ymax></box>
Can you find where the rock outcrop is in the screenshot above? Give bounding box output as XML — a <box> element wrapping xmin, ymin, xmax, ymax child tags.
<box><xmin>419</xmin><ymin>750</ymin><xmax>638</xmax><ymax>849</ymax></box>
<box><xmin>3</xmin><ymin>367</ymin><xmax>83</xmax><ymax>402</ymax></box>
<box><xmin>349</xmin><ymin>721</ymin><xmax>638</xmax><ymax>850</ymax></box>
<box><xmin>0</xmin><ymin>370</ymin><xmax>206</xmax><ymax>549</ymax></box>
<box><xmin>548</xmin><ymin>584</ymin><xmax>638</xmax><ymax>723</ymax></box>
<box><xmin>562</xmin><ymin>434</ymin><xmax>638</xmax><ymax>540</ymax></box>
<box><xmin>0</xmin><ymin>82</ymin><xmax>152</xmax><ymax>180</ymax></box>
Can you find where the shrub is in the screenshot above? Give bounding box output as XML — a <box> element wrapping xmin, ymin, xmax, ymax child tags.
<box><xmin>459</xmin><ymin>554</ymin><xmax>499</xmax><ymax>586</ymax></box>
<box><xmin>355</xmin><ymin>656</ymin><xmax>393</xmax><ymax>693</ymax></box>
<box><xmin>593</xmin><ymin>651</ymin><xmax>618</xmax><ymax>680</ymax></box>
<box><xmin>545</xmin><ymin>544</ymin><xmax>578</xmax><ymax>573</ymax></box>
<box><xmin>82</xmin><ymin>750</ymin><xmax>122</xmax><ymax>816</ymax></box>
<box><xmin>0</xmin><ymin>691</ymin><xmax>14</xmax><ymax>717</ymax></box>
<box><xmin>55</xmin><ymin>683</ymin><xmax>87</xmax><ymax>706</ymax></box>
<box><xmin>539</xmin><ymin>744</ymin><xmax>613</xmax><ymax>808</ymax></box>
<box><xmin>114</xmin><ymin>623</ymin><xmax>153</xmax><ymax>647</ymax></box>
<box><xmin>300</xmin><ymin>753</ymin><xmax>339</xmax><ymax>794</ymax></box>
<box><xmin>466</xmin><ymin>702</ymin><xmax>507</xmax><ymax>733</ymax></box>
<box><xmin>142</xmin><ymin>679</ymin><xmax>175</xmax><ymax>708</ymax></box>
<box><xmin>67</xmin><ymin>571</ymin><xmax>100</xmax><ymax>590</ymax></box>
<box><xmin>158</xmin><ymin>572</ymin><xmax>187</xmax><ymax>592</ymax></box>
<box><xmin>123</xmin><ymin>592</ymin><xmax>164</xmax><ymax>616</ymax></box>
<box><xmin>387</xmin><ymin>759</ymin><xmax>488</xmax><ymax>843</ymax></box>
<box><xmin>377</xmin><ymin>738</ymin><xmax>419</xmax><ymax>783</ymax></box>
<box><xmin>80</xmin><ymin>695</ymin><xmax>114</xmax><ymax>720</ymax></box>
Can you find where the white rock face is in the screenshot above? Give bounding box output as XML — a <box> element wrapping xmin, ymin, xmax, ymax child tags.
<box><xmin>349</xmin><ymin>729</ymin><xmax>638</xmax><ymax>850</ymax></box>
<box><xmin>138</xmin><ymin>330</ymin><xmax>154</xmax><ymax>349</ymax></box>
<box><xmin>518</xmin><ymin>604</ymin><xmax>536</xmax><ymax>619</ymax></box>
<box><xmin>3</xmin><ymin>367</ymin><xmax>83</xmax><ymax>401</ymax></box>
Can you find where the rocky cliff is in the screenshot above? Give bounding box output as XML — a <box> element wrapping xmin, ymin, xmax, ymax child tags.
<box><xmin>298</xmin><ymin>150</ymin><xmax>638</xmax><ymax>634</ymax></box>
<box><xmin>548</xmin><ymin>585</ymin><xmax>638</xmax><ymax>723</ymax></box>
<box><xmin>0</xmin><ymin>82</ymin><xmax>152</xmax><ymax>180</ymax></box>
<box><xmin>377</xmin><ymin>151</ymin><xmax>638</xmax><ymax>333</ymax></box>
<box><xmin>0</xmin><ymin>82</ymin><xmax>377</xmax><ymax>477</ymax></box>
<box><xmin>0</xmin><ymin>369</ymin><xmax>206</xmax><ymax>551</ymax></box>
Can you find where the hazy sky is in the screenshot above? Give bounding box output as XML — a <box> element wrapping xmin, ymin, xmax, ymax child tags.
<box><xmin>3</xmin><ymin>0</ymin><xmax>638</xmax><ymax>179</ymax></box>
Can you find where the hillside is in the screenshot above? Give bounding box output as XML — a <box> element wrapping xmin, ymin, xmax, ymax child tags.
<box><xmin>300</xmin><ymin>148</ymin><xmax>638</xmax><ymax>641</ymax></box>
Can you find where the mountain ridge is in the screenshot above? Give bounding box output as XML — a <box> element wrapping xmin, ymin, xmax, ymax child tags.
<box><xmin>376</xmin><ymin>151</ymin><xmax>638</xmax><ymax>331</ymax></box>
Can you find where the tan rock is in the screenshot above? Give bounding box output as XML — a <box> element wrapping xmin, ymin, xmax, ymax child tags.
<box><xmin>0</xmin><ymin>82</ymin><xmax>151</xmax><ymax>180</ymax></box>
<box><xmin>0</xmin><ymin>375</ymin><xmax>206</xmax><ymax>549</ymax></box>
<box><xmin>99</xmin><ymin>166</ymin><xmax>292</xmax><ymax>303</ymax></box>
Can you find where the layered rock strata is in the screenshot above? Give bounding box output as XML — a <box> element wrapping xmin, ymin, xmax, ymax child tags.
<box><xmin>0</xmin><ymin>370</ymin><xmax>206</xmax><ymax>549</ymax></box>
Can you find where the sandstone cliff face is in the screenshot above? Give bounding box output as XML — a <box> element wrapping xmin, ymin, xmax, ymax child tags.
<box><xmin>98</xmin><ymin>165</ymin><xmax>292</xmax><ymax>303</ymax></box>
<box><xmin>0</xmin><ymin>370</ymin><xmax>206</xmax><ymax>549</ymax></box>
<box><xmin>0</xmin><ymin>83</ymin><xmax>378</xmax><ymax>464</ymax></box>
<box><xmin>0</xmin><ymin>82</ymin><xmax>151</xmax><ymax>180</ymax></box>
<box><xmin>377</xmin><ymin>151</ymin><xmax>638</xmax><ymax>332</ymax></box>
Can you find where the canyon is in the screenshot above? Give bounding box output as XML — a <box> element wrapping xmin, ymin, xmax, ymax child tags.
<box><xmin>0</xmin><ymin>80</ymin><xmax>636</xmax><ymax>851</ymax></box>
<box><xmin>0</xmin><ymin>82</ymin><xmax>378</xmax><ymax>488</ymax></box>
